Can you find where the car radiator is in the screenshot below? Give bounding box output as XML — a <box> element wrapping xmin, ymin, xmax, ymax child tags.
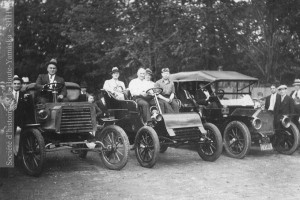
<box><xmin>173</xmin><ymin>127</ymin><xmax>201</xmax><ymax>141</ymax></box>
<box><xmin>60</xmin><ymin>107</ymin><xmax>93</xmax><ymax>134</ymax></box>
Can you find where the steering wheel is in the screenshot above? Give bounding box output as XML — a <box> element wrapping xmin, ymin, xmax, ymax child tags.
<box><xmin>216</xmin><ymin>89</ymin><xmax>225</xmax><ymax>99</ymax></box>
<box><xmin>146</xmin><ymin>88</ymin><xmax>163</xmax><ymax>96</ymax></box>
<box><xmin>43</xmin><ymin>82</ymin><xmax>64</xmax><ymax>92</ymax></box>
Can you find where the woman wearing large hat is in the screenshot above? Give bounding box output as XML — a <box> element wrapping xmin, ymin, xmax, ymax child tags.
<box><xmin>103</xmin><ymin>67</ymin><xmax>126</xmax><ymax>100</ymax></box>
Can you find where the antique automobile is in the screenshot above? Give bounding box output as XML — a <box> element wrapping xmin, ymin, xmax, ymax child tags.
<box><xmin>19</xmin><ymin>82</ymin><xmax>129</xmax><ymax>176</ymax></box>
<box><xmin>100</xmin><ymin>87</ymin><xmax>223</xmax><ymax>168</ymax></box>
<box><xmin>170</xmin><ymin>70</ymin><xmax>300</xmax><ymax>159</ymax></box>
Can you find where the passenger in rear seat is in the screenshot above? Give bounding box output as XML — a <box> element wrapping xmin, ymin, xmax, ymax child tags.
<box><xmin>103</xmin><ymin>67</ymin><xmax>126</xmax><ymax>100</ymax></box>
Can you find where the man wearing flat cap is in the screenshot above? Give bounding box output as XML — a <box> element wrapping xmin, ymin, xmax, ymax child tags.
<box><xmin>274</xmin><ymin>85</ymin><xmax>295</xmax><ymax>128</ymax></box>
<box><xmin>103</xmin><ymin>67</ymin><xmax>126</xmax><ymax>100</ymax></box>
<box><xmin>154</xmin><ymin>68</ymin><xmax>179</xmax><ymax>113</ymax></box>
<box><xmin>36</xmin><ymin>58</ymin><xmax>67</xmax><ymax>103</ymax></box>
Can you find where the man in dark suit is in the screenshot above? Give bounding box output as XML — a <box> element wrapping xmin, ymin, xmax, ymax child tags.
<box><xmin>36</xmin><ymin>58</ymin><xmax>67</xmax><ymax>103</ymax></box>
<box><xmin>265</xmin><ymin>84</ymin><xmax>281</xmax><ymax>113</ymax></box>
<box><xmin>12</xmin><ymin>76</ymin><xmax>30</xmax><ymax>157</ymax></box>
<box><xmin>274</xmin><ymin>85</ymin><xmax>295</xmax><ymax>129</ymax></box>
<box><xmin>290</xmin><ymin>79</ymin><xmax>300</xmax><ymax>114</ymax></box>
<box><xmin>195</xmin><ymin>83</ymin><xmax>210</xmax><ymax>105</ymax></box>
<box><xmin>177</xmin><ymin>82</ymin><xmax>195</xmax><ymax>106</ymax></box>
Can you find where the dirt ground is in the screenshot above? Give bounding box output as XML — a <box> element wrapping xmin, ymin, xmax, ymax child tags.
<box><xmin>1</xmin><ymin>145</ymin><xmax>300</xmax><ymax>200</ymax></box>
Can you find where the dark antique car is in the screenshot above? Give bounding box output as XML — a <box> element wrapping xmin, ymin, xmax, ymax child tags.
<box><xmin>19</xmin><ymin>82</ymin><xmax>129</xmax><ymax>176</ymax></box>
<box><xmin>170</xmin><ymin>70</ymin><xmax>300</xmax><ymax>159</ymax></box>
<box><xmin>100</xmin><ymin>87</ymin><xmax>223</xmax><ymax>168</ymax></box>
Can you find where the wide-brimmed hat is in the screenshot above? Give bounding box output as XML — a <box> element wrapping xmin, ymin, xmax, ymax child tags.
<box><xmin>146</xmin><ymin>68</ymin><xmax>152</xmax><ymax>75</ymax></box>
<box><xmin>47</xmin><ymin>58</ymin><xmax>57</xmax><ymax>67</ymax></box>
<box><xmin>278</xmin><ymin>85</ymin><xmax>287</xmax><ymax>90</ymax></box>
<box><xmin>111</xmin><ymin>67</ymin><xmax>120</xmax><ymax>74</ymax></box>
<box><xmin>293</xmin><ymin>79</ymin><xmax>300</xmax><ymax>86</ymax></box>
<box><xmin>161</xmin><ymin>68</ymin><xmax>170</xmax><ymax>73</ymax></box>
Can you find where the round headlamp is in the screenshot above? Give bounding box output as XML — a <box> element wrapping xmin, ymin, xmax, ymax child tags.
<box><xmin>38</xmin><ymin>109</ymin><xmax>48</xmax><ymax>120</ymax></box>
<box><xmin>252</xmin><ymin>117</ymin><xmax>262</xmax><ymax>130</ymax></box>
<box><xmin>281</xmin><ymin>115</ymin><xmax>291</xmax><ymax>128</ymax></box>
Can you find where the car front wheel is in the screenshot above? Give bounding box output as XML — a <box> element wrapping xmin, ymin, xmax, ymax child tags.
<box><xmin>223</xmin><ymin>121</ymin><xmax>251</xmax><ymax>159</ymax></box>
<box><xmin>273</xmin><ymin>122</ymin><xmax>300</xmax><ymax>155</ymax></box>
<box><xmin>97</xmin><ymin>125</ymin><xmax>129</xmax><ymax>170</ymax></box>
<box><xmin>135</xmin><ymin>126</ymin><xmax>159</xmax><ymax>168</ymax></box>
<box><xmin>20</xmin><ymin>128</ymin><xmax>45</xmax><ymax>176</ymax></box>
<box><xmin>197</xmin><ymin>123</ymin><xmax>223</xmax><ymax>162</ymax></box>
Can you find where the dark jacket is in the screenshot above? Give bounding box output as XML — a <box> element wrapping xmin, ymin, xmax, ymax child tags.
<box><xmin>195</xmin><ymin>89</ymin><xmax>208</xmax><ymax>105</ymax></box>
<box><xmin>265</xmin><ymin>93</ymin><xmax>280</xmax><ymax>111</ymax></box>
<box><xmin>276</xmin><ymin>95</ymin><xmax>295</xmax><ymax>116</ymax></box>
<box><xmin>177</xmin><ymin>88</ymin><xmax>194</xmax><ymax>106</ymax></box>
<box><xmin>14</xmin><ymin>90</ymin><xmax>28</xmax><ymax>128</ymax></box>
<box><xmin>36</xmin><ymin>74</ymin><xmax>67</xmax><ymax>97</ymax></box>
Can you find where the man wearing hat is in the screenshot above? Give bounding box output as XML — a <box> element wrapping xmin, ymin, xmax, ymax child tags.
<box><xmin>154</xmin><ymin>68</ymin><xmax>179</xmax><ymax>113</ymax></box>
<box><xmin>145</xmin><ymin>68</ymin><xmax>155</xmax><ymax>89</ymax></box>
<box><xmin>290</xmin><ymin>79</ymin><xmax>300</xmax><ymax>103</ymax></box>
<box><xmin>274</xmin><ymin>85</ymin><xmax>295</xmax><ymax>128</ymax></box>
<box><xmin>265</xmin><ymin>84</ymin><xmax>280</xmax><ymax>112</ymax></box>
<box><xmin>78</xmin><ymin>82</ymin><xmax>89</xmax><ymax>101</ymax></box>
<box><xmin>103</xmin><ymin>67</ymin><xmax>126</xmax><ymax>100</ymax></box>
<box><xmin>36</xmin><ymin>58</ymin><xmax>67</xmax><ymax>103</ymax></box>
<box><xmin>21</xmin><ymin>77</ymin><xmax>30</xmax><ymax>92</ymax></box>
<box><xmin>12</xmin><ymin>76</ymin><xmax>31</xmax><ymax>156</ymax></box>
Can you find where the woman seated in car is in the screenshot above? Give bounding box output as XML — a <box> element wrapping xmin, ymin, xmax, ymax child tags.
<box><xmin>103</xmin><ymin>67</ymin><xmax>126</xmax><ymax>100</ymax></box>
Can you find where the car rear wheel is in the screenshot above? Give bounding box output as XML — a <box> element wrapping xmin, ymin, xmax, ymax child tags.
<box><xmin>197</xmin><ymin>123</ymin><xmax>223</xmax><ymax>162</ymax></box>
<box><xmin>97</xmin><ymin>125</ymin><xmax>129</xmax><ymax>170</ymax></box>
<box><xmin>224</xmin><ymin>121</ymin><xmax>251</xmax><ymax>159</ymax></box>
<box><xmin>135</xmin><ymin>126</ymin><xmax>159</xmax><ymax>168</ymax></box>
<box><xmin>273</xmin><ymin>122</ymin><xmax>300</xmax><ymax>155</ymax></box>
<box><xmin>20</xmin><ymin>128</ymin><xmax>45</xmax><ymax>176</ymax></box>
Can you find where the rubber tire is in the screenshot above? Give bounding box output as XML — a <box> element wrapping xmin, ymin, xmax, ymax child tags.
<box><xmin>197</xmin><ymin>123</ymin><xmax>223</xmax><ymax>162</ymax></box>
<box><xmin>97</xmin><ymin>125</ymin><xmax>129</xmax><ymax>170</ymax></box>
<box><xmin>159</xmin><ymin>145</ymin><xmax>168</xmax><ymax>153</ymax></box>
<box><xmin>223</xmin><ymin>121</ymin><xmax>251</xmax><ymax>159</ymax></box>
<box><xmin>273</xmin><ymin>122</ymin><xmax>300</xmax><ymax>155</ymax></box>
<box><xmin>135</xmin><ymin>126</ymin><xmax>160</xmax><ymax>168</ymax></box>
<box><xmin>20</xmin><ymin>128</ymin><xmax>45</xmax><ymax>176</ymax></box>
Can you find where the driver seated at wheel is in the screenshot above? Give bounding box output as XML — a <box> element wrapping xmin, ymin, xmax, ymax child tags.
<box><xmin>128</xmin><ymin>68</ymin><xmax>156</xmax><ymax>124</ymax></box>
<box><xmin>35</xmin><ymin>58</ymin><xmax>67</xmax><ymax>103</ymax></box>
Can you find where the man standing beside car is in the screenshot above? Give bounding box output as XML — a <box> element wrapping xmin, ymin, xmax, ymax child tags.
<box><xmin>274</xmin><ymin>85</ymin><xmax>295</xmax><ymax>129</ymax></box>
<box><xmin>265</xmin><ymin>84</ymin><xmax>280</xmax><ymax>113</ymax></box>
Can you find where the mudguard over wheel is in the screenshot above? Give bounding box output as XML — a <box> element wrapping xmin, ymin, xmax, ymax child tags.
<box><xmin>20</xmin><ymin>128</ymin><xmax>45</xmax><ymax>176</ymax></box>
<box><xmin>97</xmin><ymin>125</ymin><xmax>129</xmax><ymax>170</ymax></box>
<box><xmin>197</xmin><ymin>123</ymin><xmax>223</xmax><ymax>162</ymax></box>
<box><xmin>273</xmin><ymin>122</ymin><xmax>300</xmax><ymax>155</ymax></box>
<box><xmin>135</xmin><ymin>126</ymin><xmax>159</xmax><ymax>168</ymax></box>
<box><xmin>223</xmin><ymin>121</ymin><xmax>251</xmax><ymax>159</ymax></box>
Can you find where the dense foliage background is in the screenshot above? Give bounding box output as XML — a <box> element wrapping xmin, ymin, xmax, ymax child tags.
<box><xmin>14</xmin><ymin>0</ymin><xmax>300</xmax><ymax>91</ymax></box>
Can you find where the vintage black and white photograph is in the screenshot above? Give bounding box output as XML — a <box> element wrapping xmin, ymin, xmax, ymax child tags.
<box><xmin>1</xmin><ymin>0</ymin><xmax>300</xmax><ymax>199</ymax></box>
